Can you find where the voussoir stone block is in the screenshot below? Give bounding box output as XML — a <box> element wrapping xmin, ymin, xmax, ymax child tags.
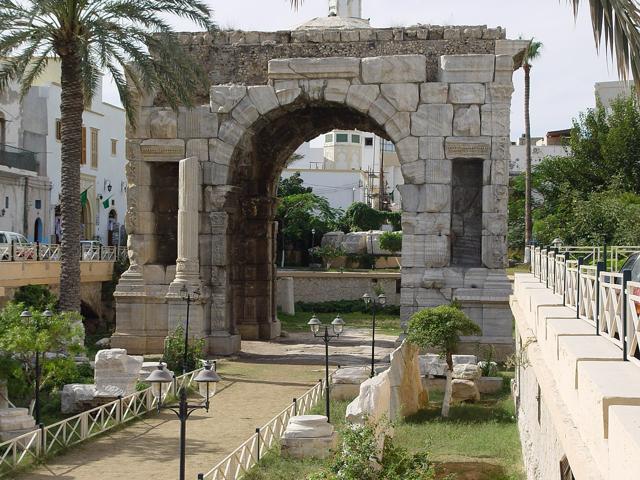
<box><xmin>453</xmin><ymin>105</ymin><xmax>480</xmax><ymax>137</ymax></box>
<box><xmin>362</xmin><ymin>55</ymin><xmax>427</xmax><ymax>84</ymax></box>
<box><xmin>231</xmin><ymin>96</ymin><xmax>260</xmax><ymax>127</ymax></box>
<box><xmin>449</xmin><ymin>83</ymin><xmax>486</xmax><ymax>104</ymax></box>
<box><xmin>247</xmin><ymin>86</ymin><xmax>279</xmax><ymax>115</ymax></box>
<box><xmin>210</xmin><ymin>85</ymin><xmax>246</xmax><ymax>113</ymax></box>
<box><xmin>420</xmin><ymin>83</ymin><xmax>449</xmax><ymax>104</ymax></box>
<box><xmin>419</xmin><ymin>136</ymin><xmax>445</xmax><ymax>160</ymax></box>
<box><xmin>268</xmin><ymin>57</ymin><xmax>361</xmax><ymax>79</ymax></box>
<box><xmin>395</xmin><ymin>136</ymin><xmax>419</xmax><ymax>163</ymax></box>
<box><xmin>386</xmin><ymin>112</ymin><xmax>411</xmax><ymax>142</ymax></box>
<box><xmin>299</xmin><ymin>79</ymin><xmax>326</xmax><ymax>101</ymax></box>
<box><xmin>411</xmin><ymin>104</ymin><xmax>453</xmax><ymax>136</ymax></box>
<box><xmin>369</xmin><ymin>96</ymin><xmax>397</xmax><ymax>125</ymax></box>
<box><xmin>324</xmin><ymin>79</ymin><xmax>351</xmax><ymax>103</ymax></box>
<box><xmin>381</xmin><ymin>83</ymin><xmax>420</xmax><ymax>112</ymax></box>
<box><xmin>209</xmin><ymin>138</ymin><xmax>234</xmax><ymax>166</ymax></box>
<box><xmin>346</xmin><ymin>84</ymin><xmax>380</xmax><ymax>113</ymax></box>
<box><xmin>439</xmin><ymin>54</ymin><xmax>495</xmax><ymax>83</ymax></box>
<box><xmin>273</xmin><ymin>80</ymin><xmax>302</xmax><ymax>106</ymax></box>
<box><xmin>217</xmin><ymin>120</ymin><xmax>245</xmax><ymax>148</ymax></box>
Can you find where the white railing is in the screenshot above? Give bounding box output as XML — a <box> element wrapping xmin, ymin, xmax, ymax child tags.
<box><xmin>198</xmin><ymin>379</ymin><xmax>325</xmax><ymax>480</ymax></box>
<box><xmin>0</xmin><ymin>244</ymin><xmax>127</xmax><ymax>263</ymax></box>
<box><xmin>0</xmin><ymin>368</ymin><xmax>202</xmax><ymax>477</ymax></box>
<box><xmin>530</xmin><ymin>247</ymin><xmax>640</xmax><ymax>366</ymax></box>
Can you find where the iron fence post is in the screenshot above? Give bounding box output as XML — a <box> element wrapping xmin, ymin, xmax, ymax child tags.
<box><xmin>10</xmin><ymin>240</ymin><xmax>14</xmax><ymax>262</ymax></box>
<box><xmin>198</xmin><ymin>475</ymin><xmax>204</xmax><ymax>480</ymax></box>
<box><xmin>563</xmin><ymin>256</ymin><xmax>567</xmax><ymax>306</ymax></box>
<box><xmin>36</xmin><ymin>241</ymin><xmax>40</xmax><ymax>261</ymax></box>
<box><xmin>545</xmin><ymin>248</ymin><xmax>550</xmax><ymax>289</ymax></box>
<box><xmin>256</xmin><ymin>427</ymin><xmax>261</xmax><ymax>460</ymax></box>
<box><xmin>553</xmin><ymin>248</ymin><xmax>559</xmax><ymax>294</ymax></box>
<box><xmin>576</xmin><ymin>258</ymin><xmax>584</xmax><ymax>319</ymax></box>
<box><xmin>117</xmin><ymin>395</ymin><xmax>123</xmax><ymax>424</ymax></box>
<box><xmin>293</xmin><ymin>398</ymin><xmax>297</xmax><ymax>416</ymax></box>
<box><xmin>99</xmin><ymin>244</ymin><xmax>102</xmax><ymax>261</ymax></box>
<box><xmin>595</xmin><ymin>262</ymin><xmax>604</xmax><ymax>335</ymax></box>
<box><xmin>622</xmin><ymin>270</ymin><xmax>631</xmax><ymax>361</ymax></box>
<box><xmin>39</xmin><ymin>423</ymin><xmax>45</xmax><ymax>458</ymax></box>
<box><xmin>603</xmin><ymin>242</ymin><xmax>608</xmax><ymax>271</ymax></box>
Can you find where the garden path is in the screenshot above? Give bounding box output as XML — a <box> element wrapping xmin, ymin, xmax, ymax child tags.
<box><xmin>18</xmin><ymin>329</ymin><xmax>397</xmax><ymax>479</ymax></box>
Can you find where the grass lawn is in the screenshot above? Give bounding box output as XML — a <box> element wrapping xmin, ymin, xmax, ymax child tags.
<box><xmin>244</xmin><ymin>372</ymin><xmax>523</xmax><ymax>480</ymax></box>
<box><xmin>278</xmin><ymin>311</ymin><xmax>402</xmax><ymax>336</ymax></box>
<box><xmin>506</xmin><ymin>264</ymin><xmax>530</xmax><ymax>276</ymax></box>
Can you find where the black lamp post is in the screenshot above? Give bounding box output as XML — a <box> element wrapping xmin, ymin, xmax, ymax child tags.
<box><xmin>362</xmin><ymin>293</ymin><xmax>386</xmax><ymax>378</ymax></box>
<box><xmin>180</xmin><ymin>285</ymin><xmax>200</xmax><ymax>375</ymax></box>
<box><xmin>146</xmin><ymin>361</ymin><xmax>220</xmax><ymax>480</ymax></box>
<box><xmin>308</xmin><ymin>314</ymin><xmax>345</xmax><ymax>423</ymax></box>
<box><xmin>21</xmin><ymin>309</ymin><xmax>52</xmax><ymax>426</ymax></box>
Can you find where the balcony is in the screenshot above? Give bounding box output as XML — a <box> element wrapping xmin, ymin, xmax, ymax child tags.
<box><xmin>0</xmin><ymin>144</ymin><xmax>38</xmax><ymax>173</ymax></box>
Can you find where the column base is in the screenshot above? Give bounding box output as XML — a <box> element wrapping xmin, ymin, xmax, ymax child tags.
<box><xmin>206</xmin><ymin>334</ymin><xmax>241</xmax><ymax>355</ymax></box>
<box><xmin>110</xmin><ymin>333</ymin><xmax>166</xmax><ymax>355</ymax></box>
<box><xmin>237</xmin><ymin>319</ymin><xmax>281</xmax><ymax>341</ymax></box>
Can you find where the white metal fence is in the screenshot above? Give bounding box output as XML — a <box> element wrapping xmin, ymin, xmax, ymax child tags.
<box><xmin>0</xmin><ymin>368</ymin><xmax>203</xmax><ymax>477</ymax></box>
<box><xmin>531</xmin><ymin>247</ymin><xmax>640</xmax><ymax>365</ymax></box>
<box><xmin>0</xmin><ymin>244</ymin><xmax>127</xmax><ymax>263</ymax></box>
<box><xmin>198</xmin><ymin>379</ymin><xmax>325</xmax><ymax>480</ymax></box>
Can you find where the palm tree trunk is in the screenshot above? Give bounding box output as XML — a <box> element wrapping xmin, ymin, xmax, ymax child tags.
<box><xmin>524</xmin><ymin>64</ymin><xmax>533</xmax><ymax>263</ymax></box>
<box><xmin>58</xmin><ymin>52</ymin><xmax>84</xmax><ymax>312</ymax></box>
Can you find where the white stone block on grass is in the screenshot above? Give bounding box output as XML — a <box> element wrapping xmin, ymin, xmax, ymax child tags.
<box><xmin>94</xmin><ymin>349</ymin><xmax>144</xmax><ymax>397</ymax></box>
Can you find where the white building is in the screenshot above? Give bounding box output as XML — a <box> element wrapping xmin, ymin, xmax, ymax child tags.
<box><xmin>283</xmin><ymin>130</ymin><xmax>404</xmax><ymax>211</ymax></box>
<box><xmin>595</xmin><ymin>80</ymin><xmax>634</xmax><ymax>111</ymax></box>
<box><xmin>0</xmin><ymin>62</ymin><xmax>127</xmax><ymax>245</ymax></box>
<box><xmin>509</xmin><ymin>131</ymin><xmax>570</xmax><ymax>175</ymax></box>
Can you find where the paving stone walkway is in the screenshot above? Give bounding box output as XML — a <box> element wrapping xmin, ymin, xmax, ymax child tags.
<box><xmin>18</xmin><ymin>329</ymin><xmax>397</xmax><ymax>479</ymax></box>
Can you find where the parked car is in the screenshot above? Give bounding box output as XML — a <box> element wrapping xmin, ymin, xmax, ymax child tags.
<box><xmin>0</xmin><ymin>231</ymin><xmax>33</xmax><ymax>260</ymax></box>
<box><xmin>621</xmin><ymin>253</ymin><xmax>640</xmax><ymax>315</ymax></box>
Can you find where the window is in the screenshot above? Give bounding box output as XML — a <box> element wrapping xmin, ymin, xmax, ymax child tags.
<box><xmin>55</xmin><ymin>119</ymin><xmax>62</xmax><ymax>141</ymax></box>
<box><xmin>81</xmin><ymin>127</ymin><xmax>87</xmax><ymax>165</ymax></box>
<box><xmin>365</xmin><ymin>137</ymin><xmax>373</xmax><ymax>146</ymax></box>
<box><xmin>352</xmin><ymin>134</ymin><xmax>361</xmax><ymax>144</ymax></box>
<box><xmin>336</xmin><ymin>133</ymin><xmax>349</xmax><ymax>143</ymax></box>
<box><xmin>35</xmin><ymin>200</ymin><xmax>41</xmax><ymax>210</ymax></box>
<box><xmin>382</xmin><ymin>140</ymin><xmax>396</xmax><ymax>152</ymax></box>
<box><xmin>325</xmin><ymin>134</ymin><xmax>333</xmax><ymax>143</ymax></box>
<box><xmin>90</xmin><ymin>128</ymin><xmax>99</xmax><ymax>168</ymax></box>
<box><xmin>111</xmin><ymin>139</ymin><xmax>117</xmax><ymax>156</ymax></box>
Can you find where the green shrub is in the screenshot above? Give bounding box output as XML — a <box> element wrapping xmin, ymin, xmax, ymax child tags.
<box><xmin>343</xmin><ymin>203</ymin><xmax>401</xmax><ymax>232</ymax></box>
<box><xmin>295</xmin><ymin>300</ymin><xmax>400</xmax><ymax>316</ymax></box>
<box><xmin>379</xmin><ymin>232</ymin><xmax>402</xmax><ymax>254</ymax></box>
<box><xmin>13</xmin><ymin>285</ymin><xmax>57</xmax><ymax>311</ymax></box>
<box><xmin>163</xmin><ymin>325</ymin><xmax>204</xmax><ymax>373</ymax></box>
<box><xmin>308</xmin><ymin>420</ymin><xmax>436</xmax><ymax>480</ymax></box>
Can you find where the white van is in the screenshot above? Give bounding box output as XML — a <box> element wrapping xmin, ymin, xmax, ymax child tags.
<box><xmin>0</xmin><ymin>231</ymin><xmax>30</xmax><ymax>245</ymax></box>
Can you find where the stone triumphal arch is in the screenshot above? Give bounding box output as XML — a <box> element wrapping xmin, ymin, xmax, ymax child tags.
<box><xmin>112</xmin><ymin>19</ymin><xmax>528</xmax><ymax>355</ymax></box>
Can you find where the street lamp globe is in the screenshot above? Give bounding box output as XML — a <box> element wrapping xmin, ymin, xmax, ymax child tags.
<box><xmin>331</xmin><ymin>315</ymin><xmax>345</xmax><ymax>336</ymax></box>
<box><xmin>42</xmin><ymin>309</ymin><xmax>53</xmax><ymax>318</ymax></box>
<box><xmin>20</xmin><ymin>310</ymin><xmax>32</xmax><ymax>320</ymax></box>
<box><xmin>146</xmin><ymin>363</ymin><xmax>173</xmax><ymax>402</ymax></box>
<box><xmin>362</xmin><ymin>293</ymin><xmax>371</xmax><ymax>305</ymax></box>
<box><xmin>378</xmin><ymin>294</ymin><xmax>387</xmax><ymax>306</ymax></box>
<box><xmin>308</xmin><ymin>315</ymin><xmax>321</xmax><ymax>334</ymax></box>
<box><xmin>194</xmin><ymin>362</ymin><xmax>221</xmax><ymax>401</ymax></box>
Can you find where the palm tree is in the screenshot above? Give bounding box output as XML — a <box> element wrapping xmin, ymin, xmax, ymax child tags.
<box><xmin>0</xmin><ymin>1</ymin><xmax>213</xmax><ymax>313</ymax></box>
<box><xmin>523</xmin><ymin>40</ymin><xmax>543</xmax><ymax>261</ymax></box>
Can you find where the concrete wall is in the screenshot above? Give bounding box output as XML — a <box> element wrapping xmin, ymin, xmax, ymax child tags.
<box><xmin>511</xmin><ymin>273</ymin><xmax>640</xmax><ymax>480</ymax></box>
<box><xmin>277</xmin><ymin>270</ymin><xmax>400</xmax><ymax>305</ymax></box>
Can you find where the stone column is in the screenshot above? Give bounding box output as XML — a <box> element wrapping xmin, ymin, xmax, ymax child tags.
<box><xmin>170</xmin><ymin>157</ymin><xmax>201</xmax><ymax>289</ymax></box>
<box><xmin>167</xmin><ymin>157</ymin><xmax>205</xmax><ymax>338</ymax></box>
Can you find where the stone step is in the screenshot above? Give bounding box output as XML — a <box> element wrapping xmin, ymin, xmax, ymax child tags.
<box><xmin>0</xmin><ymin>408</ymin><xmax>29</xmax><ymax>418</ymax></box>
<box><xmin>0</xmin><ymin>416</ymin><xmax>36</xmax><ymax>431</ymax></box>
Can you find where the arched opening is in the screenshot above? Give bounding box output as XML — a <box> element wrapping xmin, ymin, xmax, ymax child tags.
<box><xmin>81</xmin><ymin>199</ymin><xmax>94</xmax><ymax>240</ymax></box>
<box><xmin>107</xmin><ymin>209</ymin><xmax>118</xmax><ymax>246</ymax></box>
<box><xmin>33</xmin><ymin>217</ymin><xmax>42</xmax><ymax>243</ymax></box>
<box><xmin>220</xmin><ymin>101</ymin><xmax>392</xmax><ymax>340</ymax></box>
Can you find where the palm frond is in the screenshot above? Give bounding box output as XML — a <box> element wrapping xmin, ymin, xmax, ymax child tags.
<box><xmin>289</xmin><ymin>0</ymin><xmax>304</xmax><ymax>11</ymax></box>
<box><xmin>568</xmin><ymin>0</ymin><xmax>640</xmax><ymax>90</ymax></box>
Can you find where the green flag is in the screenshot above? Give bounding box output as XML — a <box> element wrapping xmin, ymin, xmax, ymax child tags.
<box><xmin>80</xmin><ymin>188</ymin><xmax>89</xmax><ymax>206</ymax></box>
<box><xmin>102</xmin><ymin>196</ymin><xmax>112</xmax><ymax>209</ymax></box>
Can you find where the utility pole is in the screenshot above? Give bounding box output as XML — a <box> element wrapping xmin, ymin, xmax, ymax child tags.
<box><xmin>378</xmin><ymin>138</ymin><xmax>385</xmax><ymax>210</ymax></box>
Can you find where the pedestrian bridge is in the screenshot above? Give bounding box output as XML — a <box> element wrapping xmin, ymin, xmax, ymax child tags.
<box><xmin>512</xmin><ymin>247</ymin><xmax>640</xmax><ymax>480</ymax></box>
<box><xmin>0</xmin><ymin>245</ymin><xmax>127</xmax><ymax>307</ymax></box>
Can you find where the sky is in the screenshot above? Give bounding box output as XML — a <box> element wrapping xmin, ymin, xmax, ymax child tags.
<box><xmin>103</xmin><ymin>0</ymin><xmax>624</xmax><ymax>140</ymax></box>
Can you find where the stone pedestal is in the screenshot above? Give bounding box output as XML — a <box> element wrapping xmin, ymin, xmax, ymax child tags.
<box><xmin>276</xmin><ymin>277</ymin><xmax>295</xmax><ymax>316</ymax></box>
<box><xmin>331</xmin><ymin>366</ymin><xmax>370</xmax><ymax>401</ymax></box>
<box><xmin>281</xmin><ymin>415</ymin><xmax>337</xmax><ymax>460</ymax></box>
<box><xmin>0</xmin><ymin>408</ymin><xmax>36</xmax><ymax>442</ymax></box>
<box><xmin>94</xmin><ymin>349</ymin><xmax>143</xmax><ymax>397</ymax></box>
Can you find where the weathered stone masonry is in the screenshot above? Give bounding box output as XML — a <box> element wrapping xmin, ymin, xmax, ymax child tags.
<box><xmin>112</xmin><ymin>25</ymin><xmax>528</xmax><ymax>355</ymax></box>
